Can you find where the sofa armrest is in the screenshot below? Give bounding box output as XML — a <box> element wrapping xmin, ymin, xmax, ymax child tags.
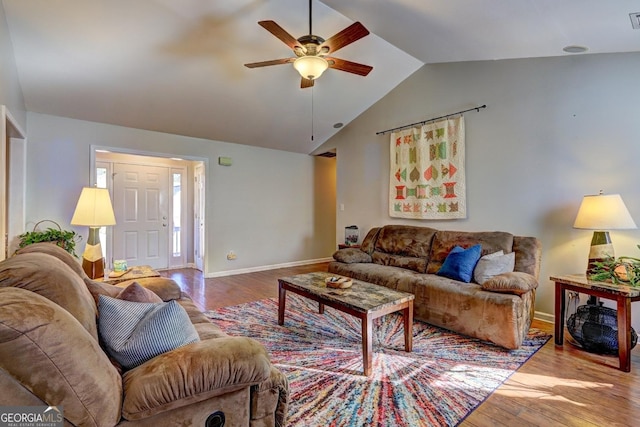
<box><xmin>481</xmin><ymin>271</ymin><xmax>538</xmax><ymax>295</ymax></box>
<box><xmin>121</xmin><ymin>336</ymin><xmax>272</xmax><ymax>421</ymax></box>
<box><xmin>332</xmin><ymin>248</ymin><xmax>373</xmax><ymax>264</ymax></box>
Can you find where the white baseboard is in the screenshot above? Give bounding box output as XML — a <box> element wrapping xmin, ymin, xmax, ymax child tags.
<box><xmin>205</xmin><ymin>257</ymin><xmax>333</xmax><ymax>278</ymax></box>
<box><xmin>534</xmin><ymin>310</ymin><xmax>554</xmax><ymax>324</ymax></box>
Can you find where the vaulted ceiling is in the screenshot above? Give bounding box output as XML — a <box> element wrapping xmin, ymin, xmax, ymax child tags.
<box><xmin>3</xmin><ymin>1</ymin><xmax>639</xmax><ymax>154</ymax></box>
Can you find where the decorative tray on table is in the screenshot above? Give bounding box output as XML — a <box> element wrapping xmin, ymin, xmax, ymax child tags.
<box><xmin>324</xmin><ymin>276</ymin><xmax>353</xmax><ymax>289</ymax></box>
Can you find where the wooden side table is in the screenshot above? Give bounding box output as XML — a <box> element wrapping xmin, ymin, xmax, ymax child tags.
<box><xmin>552</xmin><ymin>274</ymin><xmax>640</xmax><ymax>372</ymax></box>
<box><xmin>338</xmin><ymin>244</ymin><xmax>360</xmax><ymax>250</ymax></box>
<box><xmin>101</xmin><ymin>265</ymin><xmax>161</xmax><ymax>285</ymax></box>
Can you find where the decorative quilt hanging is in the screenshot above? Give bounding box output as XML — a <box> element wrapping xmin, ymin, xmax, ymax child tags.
<box><xmin>389</xmin><ymin>116</ymin><xmax>466</xmax><ymax>219</ymax></box>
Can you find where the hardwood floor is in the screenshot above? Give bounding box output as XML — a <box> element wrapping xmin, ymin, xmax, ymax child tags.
<box><xmin>160</xmin><ymin>263</ymin><xmax>640</xmax><ymax>427</ymax></box>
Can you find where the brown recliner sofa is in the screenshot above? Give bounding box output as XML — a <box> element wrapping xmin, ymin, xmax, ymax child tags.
<box><xmin>0</xmin><ymin>243</ymin><xmax>289</xmax><ymax>426</ymax></box>
<box><xmin>329</xmin><ymin>225</ymin><xmax>542</xmax><ymax>349</ymax></box>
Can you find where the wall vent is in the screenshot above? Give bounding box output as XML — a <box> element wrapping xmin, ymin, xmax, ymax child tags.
<box><xmin>630</xmin><ymin>12</ymin><xmax>640</xmax><ymax>29</ymax></box>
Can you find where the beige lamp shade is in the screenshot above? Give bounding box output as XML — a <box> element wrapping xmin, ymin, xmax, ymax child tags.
<box><xmin>71</xmin><ymin>187</ymin><xmax>116</xmax><ymax>227</ymax></box>
<box><xmin>573</xmin><ymin>193</ymin><xmax>637</xmax><ymax>230</ymax></box>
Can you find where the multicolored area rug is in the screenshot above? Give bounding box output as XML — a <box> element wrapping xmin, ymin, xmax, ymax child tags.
<box><xmin>205</xmin><ymin>295</ymin><xmax>550</xmax><ymax>427</ymax></box>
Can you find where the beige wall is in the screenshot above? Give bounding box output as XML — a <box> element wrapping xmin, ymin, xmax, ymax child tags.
<box><xmin>317</xmin><ymin>52</ymin><xmax>640</xmax><ymax>326</ymax></box>
<box><xmin>25</xmin><ymin>112</ymin><xmax>336</xmax><ymax>276</ymax></box>
<box><xmin>0</xmin><ymin>3</ymin><xmax>25</xmax><ymax>129</ymax></box>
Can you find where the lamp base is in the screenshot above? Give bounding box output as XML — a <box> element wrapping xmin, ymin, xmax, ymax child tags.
<box><xmin>83</xmin><ymin>257</ymin><xmax>105</xmax><ymax>280</ymax></box>
<box><xmin>586</xmin><ymin>230</ymin><xmax>614</xmax><ymax>276</ymax></box>
<box><xmin>82</xmin><ymin>227</ymin><xmax>105</xmax><ymax>280</ymax></box>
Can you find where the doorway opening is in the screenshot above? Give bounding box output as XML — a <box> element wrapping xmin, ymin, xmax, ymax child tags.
<box><xmin>92</xmin><ymin>148</ymin><xmax>206</xmax><ymax>272</ymax></box>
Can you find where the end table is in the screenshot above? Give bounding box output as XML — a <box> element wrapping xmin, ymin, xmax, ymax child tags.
<box><xmin>101</xmin><ymin>265</ymin><xmax>161</xmax><ymax>285</ymax></box>
<box><xmin>552</xmin><ymin>274</ymin><xmax>640</xmax><ymax>372</ymax></box>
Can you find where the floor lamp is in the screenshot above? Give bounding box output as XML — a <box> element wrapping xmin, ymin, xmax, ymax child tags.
<box><xmin>71</xmin><ymin>187</ymin><xmax>116</xmax><ymax>279</ymax></box>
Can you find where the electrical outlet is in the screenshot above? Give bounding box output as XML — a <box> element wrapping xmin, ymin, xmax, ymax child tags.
<box><xmin>227</xmin><ymin>251</ymin><xmax>237</xmax><ymax>260</ymax></box>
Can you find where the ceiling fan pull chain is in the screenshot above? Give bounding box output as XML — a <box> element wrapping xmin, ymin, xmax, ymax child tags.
<box><xmin>311</xmin><ymin>86</ymin><xmax>314</xmax><ymax>141</ymax></box>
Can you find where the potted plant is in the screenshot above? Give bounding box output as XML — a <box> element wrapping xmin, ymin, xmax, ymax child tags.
<box><xmin>589</xmin><ymin>245</ymin><xmax>640</xmax><ymax>287</ymax></box>
<box><xmin>17</xmin><ymin>220</ymin><xmax>82</xmax><ymax>257</ymax></box>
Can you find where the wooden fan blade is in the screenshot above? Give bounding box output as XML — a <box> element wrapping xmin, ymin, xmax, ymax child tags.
<box><xmin>327</xmin><ymin>57</ymin><xmax>373</xmax><ymax>76</ymax></box>
<box><xmin>301</xmin><ymin>77</ymin><xmax>315</xmax><ymax>89</ymax></box>
<box><xmin>320</xmin><ymin>22</ymin><xmax>369</xmax><ymax>54</ymax></box>
<box><xmin>258</xmin><ymin>20</ymin><xmax>301</xmax><ymax>50</ymax></box>
<box><xmin>244</xmin><ymin>58</ymin><xmax>294</xmax><ymax>68</ymax></box>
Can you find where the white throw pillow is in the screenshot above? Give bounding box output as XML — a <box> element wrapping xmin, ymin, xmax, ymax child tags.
<box><xmin>473</xmin><ymin>250</ymin><xmax>515</xmax><ymax>284</ymax></box>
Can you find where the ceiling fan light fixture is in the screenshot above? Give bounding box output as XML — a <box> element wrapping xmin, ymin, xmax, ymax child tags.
<box><xmin>293</xmin><ymin>56</ymin><xmax>329</xmax><ymax>80</ymax></box>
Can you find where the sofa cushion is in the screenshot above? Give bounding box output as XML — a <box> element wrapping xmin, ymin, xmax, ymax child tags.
<box><xmin>333</xmin><ymin>248</ymin><xmax>373</xmax><ymax>264</ymax></box>
<box><xmin>116</xmin><ymin>281</ymin><xmax>163</xmax><ymax>303</ymax></box>
<box><xmin>473</xmin><ymin>251</ymin><xmax>516</xmax><ymax>284</ymax></box>
<box><xmin>360</xmin><ymin>227</ymin><xmax>381</xmax><ymax>255</ymax></box>
<box><xmin>374</xmin><ymin>225</ymin><xmax>438</xmax><ymax>258</ymax></box>
<box><xmin>15</xmin><ymin>241</ymin><xmax>88</xmax><ymax>278</ymax></box>
<box><xmin>98</xmin><ymin>295</ymin><xmax>200</xmax><ymax>370</ymax></box>
<box><xmin>0</xmin><ymin>252</ymin><xmax>99</xmax><ymax>341</ymax></box>
<box><xmin>481</xmin><ymin>271</ymin><xmax>538</xmax><ymax>295</ymax></box>
<box><xmin>436</xmin><ymin>245</ymin><xmax>482</xmax><ymax>283</ymax></box>
<box><xmin>372</xmin><ymin>225</ymin><xmax>437</xmax><ymax>273</ymax></box>
<box><xmin>427</xmin><ymin>230</ymin><xmax>514</xmax><ymax>274</ymax></box>
<box><xmin>0</xmin><ymin>287</ymin><xmax>122</xmax><ymax>426</ymax></box>
<box><xmin>513</xmin><ymin>236</ymin><xmax>542</xmax><ymax>278</ymax></box>
<box><xmin>117</xmin><ymin>277</ymin><xmax>183</xmax><ymax>301</ymax></box>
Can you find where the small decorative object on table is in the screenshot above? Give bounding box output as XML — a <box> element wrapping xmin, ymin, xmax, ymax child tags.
<box><xmin>345</xmin><ymin>225</ymin><xmax>359</xmax><ymax>246</ymax></box>
<box><xmin>325</xmin><ymin>276</ymin><xmax>353</xmax><ymax>289</ymax></box>
<box><xmin>113</xmin><ymin>259</ymin><xmax>128</xmax><ymax>272</ymax></box>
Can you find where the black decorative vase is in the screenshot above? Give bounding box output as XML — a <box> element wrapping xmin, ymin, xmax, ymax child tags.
<box><xmin>567</xmin><ymin>303</ymin><xmax>638</xmax><ymax>355</ymax></box>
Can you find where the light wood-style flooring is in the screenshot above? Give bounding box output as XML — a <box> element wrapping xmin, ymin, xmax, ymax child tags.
<box><xmin>160</xmin><ymin>263</ymin><xmax>640</xmax><ymax>427</ymax></box>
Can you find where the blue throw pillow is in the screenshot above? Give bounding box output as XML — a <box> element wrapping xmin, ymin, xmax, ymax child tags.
<box><xmin>98</xmin><ymin>295</ymin><xmax>200</xmax><ymax>370</ymax></box>
<box><xmin>437</xmin><ymin>244</ymin><xmax>482</xmax><ymax>283</ymax></box>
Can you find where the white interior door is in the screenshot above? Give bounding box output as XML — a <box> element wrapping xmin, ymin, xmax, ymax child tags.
<box><xmin>112</xmin><ymin>163</ymin><xmax>170</xmax><ymax>269</ymax></box>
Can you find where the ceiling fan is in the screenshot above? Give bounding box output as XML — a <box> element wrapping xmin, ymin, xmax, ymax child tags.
<box><xmin>244</xmin><ymin>0</ymin><xmax>373</xmax><ymax>88</ymax></box>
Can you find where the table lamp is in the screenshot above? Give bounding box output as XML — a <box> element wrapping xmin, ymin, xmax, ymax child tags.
<box><xmin>71</xmin><ymin>187</ymin><xmax>116</xmax><ymax>279</ymax></box>
<box><xmin>573</xmin><ymin>190</ymin><xmax>637</xmax><ymax>276</ymax></box>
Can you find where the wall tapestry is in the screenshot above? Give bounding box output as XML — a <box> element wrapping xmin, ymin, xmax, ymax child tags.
<box><xmin>389</xmin><ymin>116</ymin><xmax>466</xmax><ymax>219</ymax></box>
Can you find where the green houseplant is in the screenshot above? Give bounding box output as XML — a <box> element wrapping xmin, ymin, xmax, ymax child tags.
<box><xmin>589</xmin><ymin>245</ymin><xmax>640</xmax><ymax>287</ymax></box>
<box><xmin>18</xmin><ymin>220</ymin><xmax>81</xmax><ymax>257</ymax></box>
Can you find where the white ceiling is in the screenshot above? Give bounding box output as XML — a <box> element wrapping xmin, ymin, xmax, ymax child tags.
<box><xmin>3</xmin><ymin>0</ymin><xmax>639</xmax><ymax>154</ymax></box>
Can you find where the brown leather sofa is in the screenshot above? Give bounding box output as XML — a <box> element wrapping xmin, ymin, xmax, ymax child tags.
<box><xmin>0</xmin><ymin>243</ymin><xmax>288</xmax><ymax>426</ymax></box>
<box><xmin>329</xmin><ymin>225</ymin><xmax>542</xmax><ymax>349</ymax></box>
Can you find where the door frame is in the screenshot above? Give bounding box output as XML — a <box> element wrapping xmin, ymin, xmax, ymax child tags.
<box><xmin>1</xmin><ymin>106</ymin><xmax>27</xmax><ymax>260</ymax></box>
<box><xmin>90</xmin><ymin>145</ymin><xmax>208</xmax><ymax>273</ymax></box>
<box><xmin>193</xmin><ymin>162</ymin><xmax>205</xmax><ymax>272</ymax></box>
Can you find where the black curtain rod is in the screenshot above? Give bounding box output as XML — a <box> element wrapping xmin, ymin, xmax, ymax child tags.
<box><xmin>375</xmin><ymin>104</ymin><xmax>487</xmax><ymax>135</ymax></box>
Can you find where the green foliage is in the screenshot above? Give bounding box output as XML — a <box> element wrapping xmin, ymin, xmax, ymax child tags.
<box><xmin>18</xmin><ymin>227</ymin><xmax>81</xmax><ymax>257</ymax></box>
<box><xmin>589</xmin><ymin>245</ymin><xmax>640</xmax><ymax>287</ymax></box>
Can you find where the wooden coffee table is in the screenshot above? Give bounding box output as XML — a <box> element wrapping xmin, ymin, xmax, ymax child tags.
<box><xmin>278</xmin><ymin>271</ymin><xmax>414</xmax><ymax>376</ymax></box>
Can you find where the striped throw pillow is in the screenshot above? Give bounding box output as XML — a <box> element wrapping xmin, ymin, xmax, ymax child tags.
<box><xmin>98</xmin><ymin>295</ymin><xmax>200</xmax><ymax>370</ymax></box>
